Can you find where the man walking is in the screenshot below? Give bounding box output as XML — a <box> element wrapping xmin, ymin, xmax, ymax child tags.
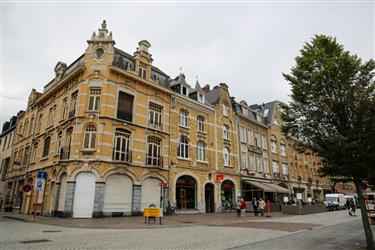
<box><xmin>252</xmin><ymin>197</ymin><xmax>259</xmax><ymax>216</ymax></box>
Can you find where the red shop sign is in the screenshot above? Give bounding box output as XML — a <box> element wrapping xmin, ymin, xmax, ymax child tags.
<box><xmin>216</xmin><ymin>174</ymin><xmax>224</xmax><ymax>181</ymax></box>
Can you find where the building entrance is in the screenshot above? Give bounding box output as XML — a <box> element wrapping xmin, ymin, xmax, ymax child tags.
<box><xmin>176</xmin><ymin>176</ymin><xmax>196</xmax><ymax>209</ymax></box>
<box><xmin>205</xmin><ymin>183</ymin><xmax>215</xmax><ymax>213</ymax></box>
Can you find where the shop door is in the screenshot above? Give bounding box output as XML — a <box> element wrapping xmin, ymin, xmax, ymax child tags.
<box><xmin>141</xmin><ymin>178</ymin><xmax>161</xmax><ymax>211</ymax></box>
<box><xmin>103</xmin><ymin>174</ymin><xmax>132</xmax><ymax>214</ymax></box>
<box><xmin>57</xmin><ymin>174</ymin><xmax>67</xmax><ymax>211</ymax></box>
<box><xmin>205</xmin><ymin>183</ymin><xmax>215</xmax><ymax>213</ymax></box>
<box><xmin>73</xmin><ymin>172</ymin><xmax>95</xmax><ymax>218</ymax></box>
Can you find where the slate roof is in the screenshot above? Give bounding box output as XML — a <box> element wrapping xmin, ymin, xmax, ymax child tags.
<box><xmin>205</xmin><ymin>87</ymin><xmax>221</xmax><ymax>105</ymax></box>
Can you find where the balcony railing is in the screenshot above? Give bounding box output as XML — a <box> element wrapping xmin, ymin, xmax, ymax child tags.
<box><xmin>146</xmin><ymin>155</ymin><xmax>163</xmax><ymax>167</ymax></box>
<box><xmin>112</xmin><ymin>150</ymin><xmax>132</xmax><ymax>163</ymax></box>
<box><xmin>248</xmin><ymin>145</ymin><xmax>263</xmax><ymax>154</ymax></box>
<box><xmin>60</xmin><ymin>146</ymin><xmax>71</xmax><ymax>160</ymax></box>
<box><xmin>68</xmin><ymin>109</ymin><xmax>76</xmax><ymax>119</ymax></box>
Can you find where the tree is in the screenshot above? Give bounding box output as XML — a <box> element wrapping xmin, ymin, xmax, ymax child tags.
<box><xmin>281</xmin><ymin>34</ymin><xmax>375</xmax><ymax>250</ymax></box>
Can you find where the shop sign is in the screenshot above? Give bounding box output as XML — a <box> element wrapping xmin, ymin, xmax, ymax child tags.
<box><xmin>222</xmin><ymin>183</ymin><xmax>233</xmax><ymax>190</ymax></box>
<box><xmin>216</xmin><ymin>174</ymin><xmax>224</xmax><ymax>181</ymax></box>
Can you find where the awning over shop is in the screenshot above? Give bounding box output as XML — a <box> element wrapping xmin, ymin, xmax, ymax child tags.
<box><xmin>243</xmin><ymin>180</ymin><xmax>276</xmax><ymax>192</ymax></box>
<box><xmin>265</xmin><ymin>183</ymin><xmax>291</xmax><ymax>193</ymax></box>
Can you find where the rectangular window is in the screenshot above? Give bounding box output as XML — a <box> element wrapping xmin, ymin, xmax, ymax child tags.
<box><xmin>69</xmin><ymin>91</ymin><xmax>78</xmax><ymax>118</ymax></box>
<box><xmin>36</xmin><ymin>114</ymin><xmax>42</xmax><ymax>134</ymax></box>
<box><xmin>198</xmin><ymin>93</ymin><xmax>205</xmax><ymax>103</ymax></box>
<box><xmin>272</xmin><ymin>161</ymin><xmax>279</xmax><ymax>174</ymax></box>
<box><xmin>197</xmin><ymin>116</ymin><xmax>205</xmax><ymax>132</ymax></box>
<box><xmin>254</xmin><ymin>132</ymin><xmax>260</xmax><ymax>147</ymax></box>
<box><xmin>24</xmin><ymin>120</ymin><xmax>29</xmax><ymax>137</ymax></box>
<box><xmin>240</xmin><ymin>126</ymin><xmax>246</xmax><ymax>143</ymax></box>
<box><xmin>257</xmin><ymin>155</ymin><xmax>263</xmax><ymax>172</ymax></box>
<box><xmin>262</xmin><ymin>135</ymin><xmax>267</xmax><ymax>150</ymax></box>
<box><xmin>22</xmin><ymin>146</ymin><xmax>30</xmax><ymax>166</ymax></box>
<box><xmin>31</xmin><ymin>145</ymin><xmax>37</xmax><ymax>162</ymax></box>
<box><xmin>139</xmin><ymin>67</ymin><xmax>147</xmax><ymax>79</ymax></box>
<box><xmin>282</xmin><ymin>163</ymin><xmax>288</xmax><ymax>176</ymax></box>
<box><xmin>88</xmin><ymin>88</ymin><xmax>101</xmax><ymax>111</ymax></box>
<box><xmin>249</xmin><ymin>153</ymin><xmax>255</xmax><ymax>172</ymax></box>
<box><xmin>223</xmin><ymin>104</ymin><xmax>228</xmax><ymax>117</ymax></box>
<box><xmin>2</xmin><ymin>136</ymin><xmax>7</xmax><ymax>151</ymax></box>
<box><xmin>47</xmin><ymin>107</ymin><xmax>54</xmax><ymax>127</ymax></box>
<box><xmin>29</xmin><ymin>117</ymin><xmax>34</xmax><ymax>136</ymax></box>
<box><xmin>149</xmin><ymin>103</ymin><xmax>163</xmax><ymax>127</ymax></box>
<box><xmin>263</xmin><ymin>158</ymin><xmax>269</xmax><ymax>173</ymax></box>
<box><xmin>61</xmin><ymin>97</ymin><xmax>68</xmax><ymax>120</ymax></box>
<box><xmin>241</xmin><ymin>150</ymin><xmax>247</xmax><ymax>170</ymax></box>
<box><xmin>117</xmin><ymin>91</ymin><xmax>134</xmax><ymax>122</ymax></box>
<box><xmin>247</xmin><ymin>129</ymin><xmax>253</xmax><ymax>145</ymax></box>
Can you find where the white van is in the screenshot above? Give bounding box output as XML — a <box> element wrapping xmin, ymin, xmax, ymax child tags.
<box><xmin>325</xmin><ymin>193</ymin><xmax>346</xmax><ymax>210</ymax></box>
<box><xmin>344</xmin><ymin>195</ymin><xmax>357</xmax><ymax>207</ymax></box>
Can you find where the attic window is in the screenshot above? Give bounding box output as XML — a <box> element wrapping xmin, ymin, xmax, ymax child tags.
<box><xmin>256</xmin><ymin>114</ymin><xmax>262</xmax><ymax>122</ymax></box>
<box><xmin>263</xmin><ymin>109</ymin><xmax>269</xmax><ymax>117</ymax></box>
<box><xmin>198</xmin><ymin>93</ymin><xmax>205</xmax><ymax>103</ymax></box>
<box><xmin>181</xmin><ymin>86</ymin><xmax>188</xmax><ymax>96</ymax></box>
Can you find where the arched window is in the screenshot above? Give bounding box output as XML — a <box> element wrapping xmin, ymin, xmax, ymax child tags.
<box><xmin>42</xmin><ymin>137</ymin><xmax>51</xmax><ymax>157</ymax></box>
<box><xmin>196</xmin><ymin>140</ymin><xmax>206</xmax><ymax>162</ymax></box>
<box><xmin>84</xmin><ymin>124</ymin><xmax>97</xmax><ymax>149</ymax></box>
<box><xmin>178</xmin><ymin>136</ymin><xmax>189</xmax><ymax>159</ymax></box>
<box><xmin>147</xmin><ymin>136</ymin><xmax>162</xmax><ymax>166</ymax></box>
<box><xmin>223</xmin><ymin>125</ymin><xmax>229</xmax><ymax>140</ymax></box>
<box><xmin>223</xmin><ymin>147</ymin><xmax>230</xmax><ymax>166</ymax></box>
<box><xmin>113</xmin><ymin>129</ymin><xmax>131</xmax><ymax>162</ymax></box>
<box><xmin>197</xmin><ymin>115</ymin><xmax>205</xmax><ymax>132</ymax></box>
<box><xmin>179</xmin><ymin>109</ymin><xmax>188</xmax><ymax>127</ymax></box>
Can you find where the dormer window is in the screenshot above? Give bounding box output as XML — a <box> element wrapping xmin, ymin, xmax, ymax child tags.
<box><xmin>198</xmin><ymin>93</ymin><xmax>205</xmax><ymax>103</ymax></box>
<box><xmin>181</xmin><ymin>86</ymin><xmax>188</xmax><ymax>96</ymax></box>
<box><xmin>139</xmin><ymin>67</ymin><xmax>147</xmax><ymax>79</ymax></box>
<box><xmin>256</xmin><ymin>113</ymin><xmax>262</xmax><ymax>122</ymax></box>
<box><xmin>223</xmin><ymin>104</ymin><xmax>229</xmax><ymax>117</ymax></box>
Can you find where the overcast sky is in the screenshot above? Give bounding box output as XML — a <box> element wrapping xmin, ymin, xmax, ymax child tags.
<box><xmin>1</xmin><ymin>1</ymin><xmax>374</xmax><ymax>126</ymax></box>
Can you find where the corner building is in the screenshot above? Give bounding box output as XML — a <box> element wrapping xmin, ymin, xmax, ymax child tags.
<box><xmin>7</xmin><ymin>21</ymin><xmax>172</xmax><ymax>218</ymax></box>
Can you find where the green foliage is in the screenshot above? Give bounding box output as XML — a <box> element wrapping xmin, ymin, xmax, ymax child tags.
<box><xmin>282</xmin><ymin>34</ymin><xmax>375</xmax><ymax>183</ymax></box>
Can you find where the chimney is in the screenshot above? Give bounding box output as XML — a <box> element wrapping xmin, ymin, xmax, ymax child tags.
<box><xmin>202</xmin><ymin>84</ymin><xmax>210</xmax><ymax>93</ymax></box>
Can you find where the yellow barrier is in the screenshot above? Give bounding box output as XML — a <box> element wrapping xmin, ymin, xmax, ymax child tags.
<box><xmin>144</xmin><ymin>208</ymin><xmax>162</xmax><ymax>217</ymax></box>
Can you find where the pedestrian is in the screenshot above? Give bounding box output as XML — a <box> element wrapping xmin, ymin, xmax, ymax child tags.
<box><xmin>259</xmin><ymin>198</ymin><xmax>265</xmax><ymax>217</ymax></box>
<box><xmin>346</xmin><ymin>199</ymin><xmax>352</xmax><ymax>216</ymax></box>
<box><xmin>350</xmin><ymin>199</ymin><xmax>356</xmax><ymax>216</ymax></box>
<box><xmin>236</xmin><ymin>198</ymin><xmax>241</xmax><ymax>217</ymax></box>
<box><xmin>252</xmin><ymin>197</ymin><xmax>258</xmax><ymax>216</ymax></box>
<box><xmin>240</xmin><ymin>198</ymin><xmax>247</xmax><ymax>217</ymax></box>
<box><xmin>266</xmin><ymin>199</ymin><xmax>271</xmax><ymax>214</ymax></box>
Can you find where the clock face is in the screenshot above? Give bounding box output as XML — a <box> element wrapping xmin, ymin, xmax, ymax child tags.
<box><xmin>95</xmin><ymin>48</ymin><xmax>105</xmax><ymax>58</ymax></box>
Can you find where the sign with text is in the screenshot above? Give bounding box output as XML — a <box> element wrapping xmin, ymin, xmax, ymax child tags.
<box><xmin>144</xmin><ymin>208</ymin><xmax>162</xmax><ymax>217</ymax></box>
<box><xmin>216</xmin><ymin>174</ymin><xmax>224</xmax><ymax>182</ymax></box>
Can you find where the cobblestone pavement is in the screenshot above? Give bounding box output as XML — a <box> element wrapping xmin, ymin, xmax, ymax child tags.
<box><xmin>0</xmin><ymin>210</ymin><xmax>368</xmax><ymax>250</ymax></box>
<box><xmin>2</xmin><ymin>211</ymin><xmax>288</xmax><ymax>229</ymax></box>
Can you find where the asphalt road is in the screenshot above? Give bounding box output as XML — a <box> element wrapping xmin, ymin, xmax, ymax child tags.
<box><xmin>0</xmin><ymin>210</ymin><xmax>373</xmax><ymax>249</ymax></box>
<box><xmin>229</xmin><ymin>218</ymin><xmax>373</xmax><ymax>250</ymax></box>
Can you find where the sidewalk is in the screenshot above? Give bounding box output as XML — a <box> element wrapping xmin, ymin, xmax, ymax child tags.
<box><xmin>2</xmin><ymin>211</ymin><xmax>289</xmax><ymax>229</ymax></box>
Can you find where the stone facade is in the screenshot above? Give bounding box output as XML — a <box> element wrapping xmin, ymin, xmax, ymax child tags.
<box><xmin>4</xmin><ymin>21</ymin><xmax>344</xmax><ymax>218</ymax></box>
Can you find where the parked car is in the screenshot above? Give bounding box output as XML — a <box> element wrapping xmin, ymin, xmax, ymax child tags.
<box><xmin>324</xmin><ymin>193</ymin><xmax>346</xmax><ymax>210</ymax></box>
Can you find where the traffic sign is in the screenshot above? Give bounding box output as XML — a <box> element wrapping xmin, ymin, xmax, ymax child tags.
<box><xmin>35</xmin><ymin>178</ymin><xmax>45</xmax><ymax>191</ymax></box>
<box><xmin>23</xmin><ymin>184</ymin><xmax>32</xmax><ymax>192</ymax></box>
<box><xmin>37</xmin><ymin>171</ymin><xmax>48</xmax><ymax>179</ymax></box>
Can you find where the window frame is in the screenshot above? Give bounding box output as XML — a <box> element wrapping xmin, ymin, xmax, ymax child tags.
<box><xmin>196</xmin><ymin>140</ymin><xmax>206</xmax><ymax>162</ymax></box>
<box><xmin>223</xmin><ymin>147</ymin><xmax>231</xmax><ymax>166</ymax></box>
<box><xmin>88</xmin><ymin>88</ymin><xmax>101</xmax><ymax>111</ymax></box>
<box><xmin>179</xmin><ymin>109</ymin><xmax>189</xmax><ymax>128</ymax></box>
<box><xmin>83</xmin><ymin>124</ymin><xmax>97</xmax><ymax>149</ymax></box>
<box><xmin>197</xmin><ymin>115</ymin><xmax>205</xmax><ymax>132</ymax></box>
<box><xmin>177</xmin><ymin>136</ymin><xmax>189</xmax><ymax>159</ymax></box>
